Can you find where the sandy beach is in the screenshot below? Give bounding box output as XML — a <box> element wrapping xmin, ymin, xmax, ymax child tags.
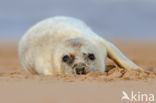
<box><xmin>0</xmin><ymin>40</ymin><xmax>156</xmax><ymax>103</ymax></box>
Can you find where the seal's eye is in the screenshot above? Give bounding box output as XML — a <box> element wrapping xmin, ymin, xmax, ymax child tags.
<box><xmin>88</xmin><ymin>53</ymin><xmax>95</xmax><ymax>60</ymax></box>
<box><xmin>62</xmin><ymin>55</ymin><xmax>70</xmax><ymax>62</ymax></box>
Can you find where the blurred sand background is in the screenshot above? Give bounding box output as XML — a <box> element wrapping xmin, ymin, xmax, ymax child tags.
<box><xmin>0</xmin><ymin>40</ymin><xmax>156</xmax><ymax>103</ymax></box>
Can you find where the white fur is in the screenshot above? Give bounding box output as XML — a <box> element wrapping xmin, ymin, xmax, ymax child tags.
<box><xmin>19</xmin><ymin>16</ymin><xmax>143</xmax><ymax>75</ymax></box>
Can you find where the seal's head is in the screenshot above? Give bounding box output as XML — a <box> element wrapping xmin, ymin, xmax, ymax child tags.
<box><xmin>54</xmin><ymin>38</ymin><xmax>106</xmax><ymax>75</ymax></box>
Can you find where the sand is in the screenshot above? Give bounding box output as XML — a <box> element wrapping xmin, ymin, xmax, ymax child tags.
<box><xmin>0</xmin><ymin>40</ymin><xmax>156</xmax><ymax>103</ymax></box>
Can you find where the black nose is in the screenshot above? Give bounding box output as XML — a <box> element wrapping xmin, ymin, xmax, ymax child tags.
<box><xmin>75</xmin><ymin>67</ymin><xmax>86</xmax><ymax>75</ymax></box>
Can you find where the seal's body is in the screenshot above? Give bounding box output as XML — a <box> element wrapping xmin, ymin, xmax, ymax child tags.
<box><xmin>19</xmin><ymin>16</ymin><xmax>142</xmax><ymax>75</ymax></box>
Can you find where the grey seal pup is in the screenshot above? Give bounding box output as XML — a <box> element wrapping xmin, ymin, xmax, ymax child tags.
<box><xmin>19</xmin><ymin>16</ymin><xmax>143</xmax><ymax>75</ymax></box>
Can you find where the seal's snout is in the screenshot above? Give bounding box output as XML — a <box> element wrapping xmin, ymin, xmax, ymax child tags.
<box><xmin>75</xmin><ymin>67</ymin><xmax>86</xmax><ymax>75</ymax></box>
<box><xmin>73</xmin><ymin>63</ymin><xmax>87</xmax><ymax>75</ymax></box>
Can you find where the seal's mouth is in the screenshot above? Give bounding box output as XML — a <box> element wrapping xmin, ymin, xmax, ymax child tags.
<box><xmin>75</xmin><ymin>67</ymin><xmax>86</xmax><ymax>75</ymax></box>
<box><xmin>72</xmin><ymin>63</ymin><xmax>89</xmax><ymax>75</ymax></box>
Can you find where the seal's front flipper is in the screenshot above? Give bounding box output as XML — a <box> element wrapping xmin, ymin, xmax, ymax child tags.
<box><xmin>96</xmin><ymin>37</ymin><xmax>143</xmax><ymax>70</ymax></box>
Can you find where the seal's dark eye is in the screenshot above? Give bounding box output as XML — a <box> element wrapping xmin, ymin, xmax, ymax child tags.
<box><xmin>62</xmin><ymin>55</ymin><xmax>70</xmax><ymax>62</ymax></box>
<box><xmin>88</xmin><ymin>54</ymin><xmax>95</xmax><ymax>60</ymax></box>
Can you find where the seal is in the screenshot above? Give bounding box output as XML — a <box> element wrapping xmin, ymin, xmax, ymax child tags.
<box><xmin>18</xmin><ymin>16</ymin><xmax>143</xmax><ymax>75</ymax></box>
